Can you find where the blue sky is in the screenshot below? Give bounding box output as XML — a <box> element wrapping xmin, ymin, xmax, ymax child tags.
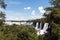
<box><xmin>3</xmin><ymin>0</ymin><xmax>51</xmax><ymax>20</ymax></box>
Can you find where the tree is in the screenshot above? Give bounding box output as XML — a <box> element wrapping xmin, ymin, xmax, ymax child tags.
<box><xmin>0</xmin><ymin>0</ymin><xmax>7</xmax><ymax>9</ymax></box>
<box><xmin>0</xmin><ymin>24</ymin><xmax>38</xmax><ymax>40</ymax></box>
<box><xmin>0</xmin><ymin>11</ymin><xmax>5</xmax><ymax>25</ymax></box>
<box><xmin>43</xmin><ymin>0</ymin><xmax>60</xmax><ymax>40</ymax></box>
<box><xmin>0</xmin><ymin>0</ymin><xmax>6</xmax><ymax>25</ymax></box>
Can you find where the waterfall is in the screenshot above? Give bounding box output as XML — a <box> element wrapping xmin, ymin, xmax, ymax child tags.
<box><xmin>43</xmin><ymin>23</ymin><xmax>49</xmax><ymax>33</ymax></box>
<box><xmin>35</xmin><ymin>23</ymin><xmax>49</xmax><ymax>35</ymax></box>
<box><xmin>39</xmin><ymin>23</ymin><xmax>49</xmax><ymax>35</ymax></box>
<box><xmin>38</xmin><ymin>23</ymin><xmax>40</xmax><ymax>28</ymax></box>
<box><xmin>35</xmin><ymin>22</ymin><xmax>38</xmax><ymax>30</ymax></box>
<box><xmin>40</xmin><ymin>23</ymin><xmax>42</xmax><ymax>30</ymax></box>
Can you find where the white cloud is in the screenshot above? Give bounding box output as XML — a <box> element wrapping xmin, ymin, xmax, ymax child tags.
<box><xmin>31</xmin><ymin>10</ymin><xmax>41</xmax><ymax>19</ymax></box>
<box><xmin>5</xmin><ymin>10</ymin><xmax>26</xmax><ymax>21</ymax></box>
<box><xmin>38</xmin><ymin>7</ymin><xmax>46</xmax><ymax>13</ymax></box>
<box><xmin>32</xmin><ymin>10</ymin><xmax>36</xmax><ymax>16</ymax></box>
<box><xmin>31</xmin><ymin>10</ymin><xmax>36</xmax><ymax>19</ymax></box>
<box><xmin>31</xmin><ymin>15</ymin><xmax>41</xmax><ymax>20</ymax></box>
<box><xmin>24</xmin><ymin>7</ymin><xmax>31</xmax><ymax>10</ymax></box>
<box><xmin>5</xmin><ymin>6</ymin><xmax>45</xmax><ymax>21</ymax></box>
<box><xmin>24</xmin><ymin>7</ymin><xmax>41</xmax><ymax>19</ymax></box>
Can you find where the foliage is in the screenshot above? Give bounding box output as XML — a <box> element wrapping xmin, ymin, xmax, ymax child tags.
<box><xmin>43</xmin><ymin>0</ymin><xmax>60</xmax><ymax>40</ymax></box>
<box><xmin>0</xmin><ymin>25</ymin><xmax>38</xmax><ymax>40</ymax></box>
<box><xmin>0</xmin><ymin>0</ymin><xmax>6</xmax><ymax>26</ymax></box>
<box><xmin>0</xmin><ymin>0</ymin><xmax>7</xmax><ymax>9</ymax></box>
<box><xmin>0</xmin><ymin>11</ymin><xmax>5</xmax><ymax>25</ymax></box>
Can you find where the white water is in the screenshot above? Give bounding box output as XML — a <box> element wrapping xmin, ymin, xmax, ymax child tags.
<box><xmin>35</xmin><ymin>22</ymin><xmax>38</xmax><ymax>30</ymax></box>
<box><xmin>40</xmin><ymin>23</ymin><xmax>42</xmax><ymax>30</ymax></box>
<box><xmin>37</xmin><ymin>23</ymin><xmax>49</xmax><ymax>35</ymax></box>
<box><xmin>43</xmin><ymin>23</ymin><xmax>49</xmax><ymax>33</ymax></box>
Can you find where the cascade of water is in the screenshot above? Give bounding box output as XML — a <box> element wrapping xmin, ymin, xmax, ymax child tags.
<box><xmin>36</xmin><ymin>23</ymin><xmax>49</xmax><ymax>35</ymax></box>
<box><xmin>38</xmin><ymin>23</ymin><xmax>40</xmax><ymax>28</ymax></box>
<box><xmin>39</xmin><ymin>23</ymin><xmax>49</xmax><ymax>35</ymax></box>
<box><xmin>40</xmin><ymin>23</ymin><xmax>42</xmax><ymax>30</ymax></box>
<box><xmin>41</xmin><ymin>23</ymin><xmax>44</xmax><ymax>30</ymax></box>
<box><xmin>35</xmin><ymin>22</ymin><xmax>38</xmax><ymax>30</ymax></box>
<box><xmin>43</xmin><ymin>23</ymin><xmax>49</xmax><ymax>33</ymax></box>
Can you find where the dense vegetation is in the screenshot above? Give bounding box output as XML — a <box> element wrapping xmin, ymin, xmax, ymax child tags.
<box><xmin>38</xmin><ymin>0</ymin><xmax>60</xmax><ymax>40</ymax></box>
<box><xmin>0</xmin><ymin>25</ymin><xmax>38</xmax><ymax>40</ymax></box>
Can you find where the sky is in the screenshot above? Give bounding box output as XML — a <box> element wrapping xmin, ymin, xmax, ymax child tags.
<box><xmin>1</xmin><ymin>0</ymin><xmax>51</xmax><ymax>20</ymax></box>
